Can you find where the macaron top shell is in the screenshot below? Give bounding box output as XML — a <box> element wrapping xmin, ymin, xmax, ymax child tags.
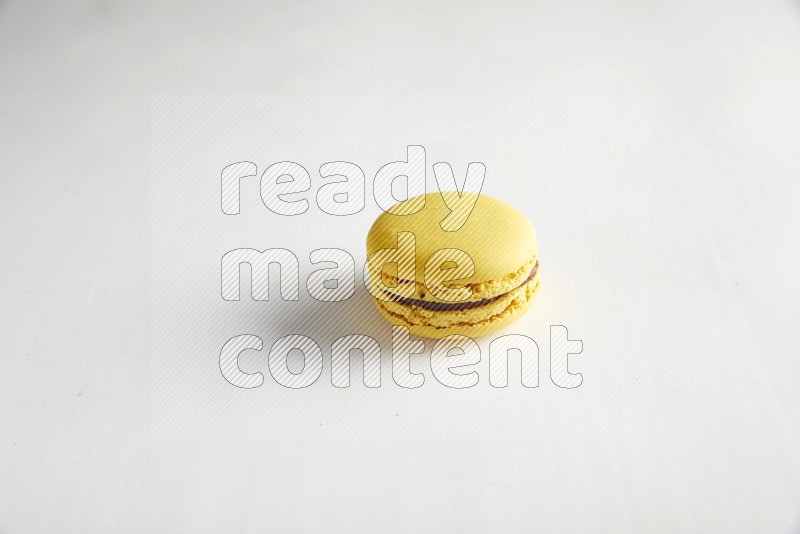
<box><xmin>366</xmin><ymin>192</ymin><xmax>538</xmax><ymax>298</ymax></box>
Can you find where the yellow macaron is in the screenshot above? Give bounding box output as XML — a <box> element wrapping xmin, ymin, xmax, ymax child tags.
<box><xmin>366</xmin><ymin>192</ymin><xmax>539</xmax><ymax>338</ymax></box>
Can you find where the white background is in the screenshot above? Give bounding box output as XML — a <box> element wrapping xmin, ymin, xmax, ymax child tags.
<box><xmin>2</xmin><ymin>1</ymin><xmax>800</xmax><ymax>532</ymax></box>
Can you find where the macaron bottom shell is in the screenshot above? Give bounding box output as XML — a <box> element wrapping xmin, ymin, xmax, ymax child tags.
<box><xmin>373</xmin><ymin>275</ymin><xmax>540</xmax><ymax>339</ymax></box>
